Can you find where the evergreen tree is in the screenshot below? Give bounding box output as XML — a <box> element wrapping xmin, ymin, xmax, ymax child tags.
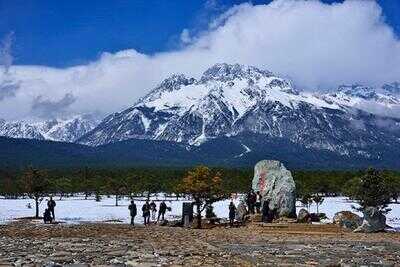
<box><xmin>344</xmin><ymin>168</ymin><xmax>393</xmax><ymax>211</ymax></box>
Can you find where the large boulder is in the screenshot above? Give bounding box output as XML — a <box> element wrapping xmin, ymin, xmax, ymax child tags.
<box><xmin>354</xmin><ymin>207</ymin><xmax>386</xmax><ymax>233</ymax></box>
<box><xmin>333</xmin><ymin>211</ymin><xmax>362</xmax><ymax>230</ymax></box>
<box><xmin>252</xmin><ymin>160</ymin><xmax>296</xmax><ymax>218</ymax></box>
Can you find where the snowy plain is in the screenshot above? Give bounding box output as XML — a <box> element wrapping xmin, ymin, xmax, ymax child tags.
<box><xmin>0</xmin><ymin>195</ymin><xmax>399</xmax><ymax>229</ymax></box>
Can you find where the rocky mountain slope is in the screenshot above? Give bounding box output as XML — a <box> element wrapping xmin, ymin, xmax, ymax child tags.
<box><xmin>78</xmin><ymin>63</ymin><xmax>400</xmax><ymax>160</ymax></box>
<box><xmin>0</xmin><ymin>115</ymin><xmax>98</xmax><ymax>143</ymax></box>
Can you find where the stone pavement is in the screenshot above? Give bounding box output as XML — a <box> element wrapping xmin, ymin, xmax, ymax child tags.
<box><xmin>0</xmin><ymin>222</ymin><xmax>400</xmax><ymax>266</ymax></box>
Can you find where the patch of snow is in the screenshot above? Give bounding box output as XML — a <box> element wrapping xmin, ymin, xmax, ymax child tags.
<box><xmin>234</xmin><ymin>143</ymin><xmax>252</xmax><ymax>158</ymax></box>
<box><xmin>141</xmin><ymin>115</ymin><xmax>151</xmax><ymax>132</ymax></box>
<box><xmin>1</xmin><ymin>195</ymin><xmax>400</xmax><ymax>230</ymax></box>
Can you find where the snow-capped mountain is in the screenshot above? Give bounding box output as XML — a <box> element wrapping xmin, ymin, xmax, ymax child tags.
<box><xmin>0</xmin><ymin>115</ymin><xmax>99</xmax><ymax>143</ymax></box>
<box><xmin>382</xmin><ymin>82</ymin><xmax>400</xmax><ymax>95</ymax></box>
<box><xmin>321</xmin><ymin>84</ymin><xmax>400</xmax><ymax>118</ymax></box>
<box><xmin>78</xmin><ymin>63</ymin><xmax>400</xmax><ymax>159</ymax></box>
<box><xmin>0</xmin><ymin>119</ymin><xmax>45</xmax><ymax>140</ymax></box>
<box><xmin>321</xmin><ymin>83</ymin><xmax>400</xmax><ymax>112</ymax></box>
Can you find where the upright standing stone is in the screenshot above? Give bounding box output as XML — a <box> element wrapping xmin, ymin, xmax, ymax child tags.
<box><xmin>252</xmin><ymin>160</ymin><xmax>296</xmax><ymax>218</ymax></box>
<box><xmin>182</xmin><ymin>202</ymin><xmax>193</xmax><ymax>224</ymax></box>
<box><xmin>184</xmin><ymin>215</ymin><xmax>190</xmax><ymax>228</ymax></box>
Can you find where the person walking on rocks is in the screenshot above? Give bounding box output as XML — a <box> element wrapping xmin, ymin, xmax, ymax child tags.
<box><xmin>246</xmin><ymin>190</ymin><xmax>256</xmax><ymax>214</ymax></box>
<box><xmin>142</xmin><ymin>200</ymin><xmax>151</xmax><ymax>225</ymax></box>
<box><xmin>262</xmin><ymin>200</ymin><xmax>273</xmax><ymax>223</ymax></box>
<box><xmin>47</xmin><ymin>196</ymin><xmax>56</xmax><ymax>220</ymax></box>
<box><xmin>150</xmin><ymin>200</ymin><xmax>157</xmax><ymax>222</ymax></box>
<box><xmin>229</xmin><ymin>200</ymin><xmax>236</xmax><ymax>227</ymax></box>
<box><xmin>128</xmin><ymin>200</ymin><xmax>137</xmax><ymax>225</ymax></box>
<box><xmin>255</xmin><ymin>191</ymin><xmax>262</xmax><ymax>214</ymax></box>
<box><xmin>158</xmin><ymin>200</ymin><xmax>167</xmax><ymax>222</ymax></box>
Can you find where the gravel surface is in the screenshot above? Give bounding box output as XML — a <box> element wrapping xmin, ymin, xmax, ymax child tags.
<box><xmin>0</xmin><ymin>221</ymin><xmax>400</xmax><ymax>266</ymax></box>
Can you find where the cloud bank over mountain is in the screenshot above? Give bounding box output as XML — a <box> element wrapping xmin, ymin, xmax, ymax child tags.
<box><xmin>1</xmin><ymin>0</ymin><xmax>400</xmax><ymax>120</ymax></box>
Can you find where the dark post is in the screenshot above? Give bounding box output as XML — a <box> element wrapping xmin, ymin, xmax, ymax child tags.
<box><xmin>182</xmin><ymin>202</ymin><xmax>193</xmax><ymax>226</ymax></box>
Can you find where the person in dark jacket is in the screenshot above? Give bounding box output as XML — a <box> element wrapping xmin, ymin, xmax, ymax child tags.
<box><xmin>43</xmin><ymin>208</ymin><xmax>53</xmax><ymax>224</ymax></box>
<box><xmin>158</xmin><ymin>200</ymin><xmax>167</xmax><ymax>222</ymax></box>
<box><xmin>255</xmin><ymin>191</ymin><xmax>262</xmax><ymax>214</ymax></box>
<box><xmin>128</xmin><ymin>200</ymin><xmax>137</xmax><ymax>225</ymax></box>
<box><xmin>47</xmin><ymin>196</ymin><xmax>56</xmax><ymax>220</ymax></box>
<box><xmin>246</xmin><ymin>190</ymin><xmax>256</xmax><ymax>214</ymax></box>
<box><xmin>142</xmin><ymin>200</ymin><xmax>151</xmax><ymax>225</ymax></box>
<box><xmin>262</xmin><ymin>200</ymin><xmax>273</xmax><ymax>223</ymax></box>
<box><xmin>228</xmin><ymin>200</ymin><xmax>236</xmax><ymax>227</ymax></box>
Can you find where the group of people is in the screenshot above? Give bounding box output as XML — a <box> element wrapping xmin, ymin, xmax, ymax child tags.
<box><xmin>39</xmin><ymin>192</ymin><xmax>271</xmax><ymax>226</ymax></box>
<box><xmin>227</xmin><ymin>190</ymin><xmax>262</xmax><ymax>227</ymax></box>
<box><xmin>246</xmin><ymin>190</ymin><xmax>262</xmax><ymax>214</ymax></box>
<box><xmin>128</xmin><ymin>199</ymin><xmax>169</xmax><ymax>226</ymax></box>
<box><xmin>43</xmin><ymin>197</ymin><xmax>56</xmax><ymax>223</ymax></box>
<box><xmin>247</xmin><ymin>189</ymin><xmax>276</xmax><ymax>222</ymax></box>
<box><xmin>228</xmin><ymin>189</ymin><xmax>275</xmax><ymax>226</ymax></box>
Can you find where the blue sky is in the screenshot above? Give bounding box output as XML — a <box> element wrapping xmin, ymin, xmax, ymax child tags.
<box><xmin>1</xmin><ymin>0</ymin><xmax>399</xmax><ymax>67</ymax></box>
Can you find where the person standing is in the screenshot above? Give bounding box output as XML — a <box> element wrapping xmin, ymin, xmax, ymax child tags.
<box><xmin>47</xmin><ymin>196</ymin><xmax>56</xmax><ymax>220</ymax></box>
<box><xmin>142</xmin><ymin>200</ymin><xmax>151</xmax><ymax>225</ymax></box>
<box><xmin>158</xmin><ymin>200</ymin><xmax>167</xmax><ymax>222</ymax></box>
<box><xmin>228</xmin><ymin>200</ymin><xmax>236</xmax><ymax>227</ymax></box>
<box><xmin>255</xmin><ymin>191</ymin><xmax>262</xmax><ymax>214</ymax></box>
<box><xmin>246</xmin><ymin>190</ymin><xmax>256</xmax><ymax>214</ymax></box>
<box><xmin>150</xmin><ymin>200</ymin><xmax>157</xmax><ymax>222</ymax></box>
<box><xmin>128</xmin><ymin>200</ymin><xmax>137</xmax><ymax>225</ymax></box>
<box><xmin>262</xmin><ymin>200</ymin><xmax>271</xmax><ymax>223</ymax></box>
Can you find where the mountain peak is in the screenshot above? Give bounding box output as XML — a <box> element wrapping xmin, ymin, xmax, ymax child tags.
<box><xmin>158</xmin><ymin>74</ymin><xmax>196</xmax><ymax>90</ymax></box>
<box><xmin>200</xmin><ymin>63</ymin><xmax>273</xmax><ymax>82</ymax></box>
<box><xmin>136</xmin><ymin>74</ymin><xmax>197</xmax><ymax>105</ymax></box>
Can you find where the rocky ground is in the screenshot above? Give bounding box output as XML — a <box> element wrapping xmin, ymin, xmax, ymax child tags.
<box><xmin>0</xmin><ymin>221</ymin><xmax>400</xmax><ymax>266</ymax></box>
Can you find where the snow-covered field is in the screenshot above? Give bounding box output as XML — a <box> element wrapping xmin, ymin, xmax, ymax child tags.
<box><xmin>1</xmin><ymin>195</ymin><xmax>400</xmax><ymax>229</ymax></box>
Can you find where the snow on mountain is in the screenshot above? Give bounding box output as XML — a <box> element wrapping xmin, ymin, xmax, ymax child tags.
<box><xmin>79</xmin><ymin>63</ymin><xmax>400</xmax><ymax>159</ymax></box>
<box><xmin>0</xmin><ymin>119</ymin><xmax>45</xmax><ymax>140</ymax></box>
<box><xmin>0</xmin><ymin>115</ymin><xmax>99</xmax><ymax>143</ymax></box>
<box><xmin>321</xmin><ymin>84</ymin><xmax>400</xmax><ymax>119</ymax></box>
<box><xmin>382</xmin><ymin>82</ymin><xmax>400</xmax><ymax>95</ymax></box>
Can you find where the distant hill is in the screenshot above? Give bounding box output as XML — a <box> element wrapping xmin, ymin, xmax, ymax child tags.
<box><xmin>1</xmin><ymin>135</ymin><xmax>399</xmax><ymax>170</ymax></box>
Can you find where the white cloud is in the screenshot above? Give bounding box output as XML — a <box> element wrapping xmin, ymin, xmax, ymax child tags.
<box><xmin>31</xmin><ymin>92</ymin><xmax>77</xmax><ymax>118</ymax></box>
<box><xmin>1</xmin><ymin>0</ymin><xmax>400</xmax><ymax>121</ymax></box>
<box><xmin>0</xmin><ymin>31</ymin><xmax>14</xmax><ymax>74</ymax></box>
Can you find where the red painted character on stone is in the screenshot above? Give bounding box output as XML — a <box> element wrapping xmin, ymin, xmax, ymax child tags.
<box><xmin>258</xmin><ymin>171</ymin><xmax>267</xmax><ymax>193</ymax></box>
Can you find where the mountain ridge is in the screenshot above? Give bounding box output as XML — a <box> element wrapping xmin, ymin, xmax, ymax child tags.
<box><xmin>78</xmin><ymin>63</ymin><xmax>400</xmax><ymax>162</ymax></box>
<box><xmin>0</xmin><ymin>115</ymin><xmax>99</xmax><ymax>143</ymax></box>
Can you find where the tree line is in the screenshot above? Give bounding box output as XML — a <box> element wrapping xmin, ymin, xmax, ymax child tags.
<box><xmin>1</xmin><ymin>167</ymin><xmax>400</xmax><ymax>199</ymax></box>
